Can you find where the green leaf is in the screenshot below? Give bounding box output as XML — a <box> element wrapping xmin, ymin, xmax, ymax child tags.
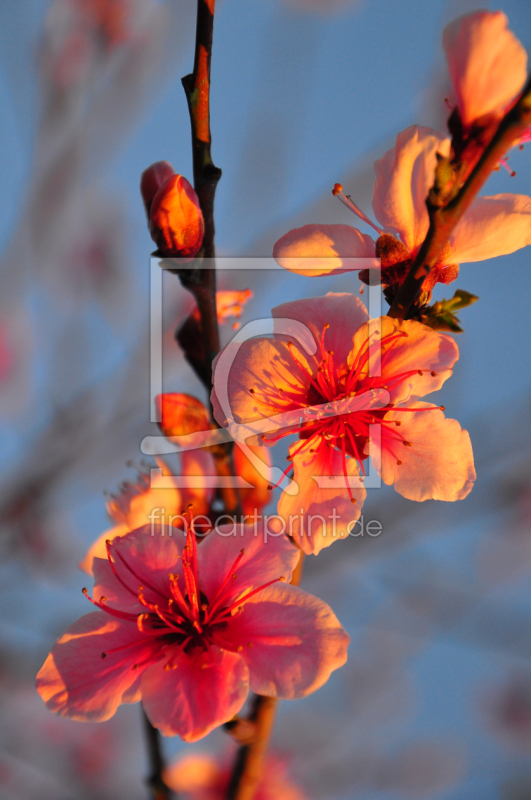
<box><xmin>420</xmin><ymin>289</ymin><xmax>479</xmax><ymax>334</ymax></box>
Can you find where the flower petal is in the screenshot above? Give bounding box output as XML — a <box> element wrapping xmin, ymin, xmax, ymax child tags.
<box><xmin>277</xmin><ymin>441</ymin><xmax>366</xmax><ymax>555</ymax></box>
<box><xmin>214</xmin><ymin>583</ymin><xmax>349</xmax><ymax>699</ymax></box>
<box><xmin>197</xmin><ymin>523</ymin><xmax>300</xmax><ymax>605</ymax></box>
<box><xmin>272</xmin><ymin>293</ymin><xmax>368</xmax><ymax>375</ymax></box>
<box><xmin>211</xmin><ymin>336</ymin><xmax>311</xmax><ymax>429</ymax></box>
<box><xmin>141</xmin><ymin>647</ymin><xmax>249</xmax><ymax>741</ymax></box>
<box><xmin>375</xmin><ymin>403</ymin><xmax>476</xmax><ymax>501</ymax></box>
<box><xmin>36</xmin><ymin>612</ymin><xmax>148</xmax><ymax>722</ymax></box>
<box><xmin>372</xmin><ymin>126</ymin><xmax>450</xmax><ymax>251</ymax></box>
<box><xmin>233</xmin><ymin>442</ymin><xmax>273</xmax><ymax>515</ymax></box>
<box><xmin>449</xmin><ymin>194</ymin><xmax>531</xmax><ymax>263</ymax></box>
<box><xmin>273</xmin><ymin>223</ymin><xmax>376</xmax><ymax>276</ymax></box>
<box><xmin>443</xmin><ymin>10</ymin><xmax>527</xmax><ymax>128</ymax></box>
<box><xmin>351</xmin><ymin>317</ymin><xmax>459</xmax><ymax>406</ymax></box>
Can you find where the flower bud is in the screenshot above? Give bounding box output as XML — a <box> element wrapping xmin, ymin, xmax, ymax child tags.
<box><xmin>156</xmin><ymin>393</ymin><xmax>213</xmax><ymax>439</ymax></box>
<box><xmin>140</xmin><ymin>161</ymin><xmax>175</xmax><ymax>218</ymax></box>
<box><xmin>149</xmin><ymin>175</ymin><xmax>204</xmax><ymax>259</ymax></box>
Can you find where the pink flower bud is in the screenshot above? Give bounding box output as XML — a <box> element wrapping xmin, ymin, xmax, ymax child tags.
<box><xmin>443</xmin><ymin>11</ymin><xmax>528</xmax><ymax>130</ymax></box>
<box><xmin>140</xmin><ymin>160</ymin><xmax>175</xmax><ymax>217</ymax></box>
<box><xmin>149</xmin><ymin>174</ymin><xmax>205</xmax><ymax>259</ymax></box>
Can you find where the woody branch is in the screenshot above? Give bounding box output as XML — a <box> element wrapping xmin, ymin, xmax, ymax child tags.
<box><xmin>389</xmin><ymin>74</ymin><xmax>531</xmax><ymax>320</ymax></box>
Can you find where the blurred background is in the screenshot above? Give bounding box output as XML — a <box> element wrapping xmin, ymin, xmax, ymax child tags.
<box><xmin>1</xmin><ymin>0</ymin><xmax>531</xmax><ymax>798</ymax></box>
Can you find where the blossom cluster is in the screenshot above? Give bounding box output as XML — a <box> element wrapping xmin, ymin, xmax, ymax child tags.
<box><xmin>36</xmin><ymin>7</ymin><xmax>531</xmax><ymax>791</ymax></box>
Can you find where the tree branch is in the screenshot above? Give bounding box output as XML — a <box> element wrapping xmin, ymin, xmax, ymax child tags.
<box><xmin>142</xmin><ymin>710</ymin><xmax>173</xmax><ymax>800</ymax></box>
<box><xmin>388</xmin><ymin>74</ymin><xmax>531</xmax><ymax>320</ymax></box>
<box><xmin>180</xmin><ymin>0</ymin><xmax>222</xmax><ymax>375</ymax></box>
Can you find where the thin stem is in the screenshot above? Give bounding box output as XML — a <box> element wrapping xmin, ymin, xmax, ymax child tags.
<box><xmin>142</xmin><ymin>709</ymin><xmax>173</xmax><ymax>800</ymax></box>
<box><xmin>225</xmin><ymin>553</ymin><xmax>305</xmax><ymax>800</ymax></box>
<box><xmin>388</xmin><ymin>74</ymin><xmax>531</xmax><ymax>320</ymax></box>
<box><xmin>180</xmin><ymin>0</ymin><xmax>222</xmax><ymax>379</ymax></box>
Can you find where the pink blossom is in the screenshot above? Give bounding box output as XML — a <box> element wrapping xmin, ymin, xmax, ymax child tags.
<box><xmin>38</xmin><ymin>523</ymin><xmax>349</xmax><ymax>741</ymax></box>
<box><xmin>274</xmin><ymin>126</ymin><xmax>531</xmax><ymax>292</ymax></box>
<box><xmin>164</xmin><ymin>751</ymin><xmax>306</xmax><ymax>800</ymax></box>
<box><xmin>79</xmin><ymin>453</ymin><xmax>215</xmax><ymax>574</ymax></box>
<box><xmin>443</xmin><ymin>10</ymin><xmax>528</xmax><ymax>131</ymax></box>
<box><xmin>211</xmin><ymin>293</ymin><xmax>475</xmax><ymax>554</ymax></box>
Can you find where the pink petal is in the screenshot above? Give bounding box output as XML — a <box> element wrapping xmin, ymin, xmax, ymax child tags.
<box><xmin>351</xmin><ymin>317</ymin><xmax>459</xmax><ymax>406</ymax></box>
<box><xmin>180</xmin><ymin>448</ymin><xmax>216</xmax><ymax>513</ymax></box>
<box><xmin>273</xmin><ymin>223</ymin><xmax>375</xmax><ymax>276</ymax></box>
<box><xmin>211</xmin><ymin>337</ymin><xmax>312</xmax><ymax>428</ymax></box>
<box><xmin>105</xmin><ymin>526</ymin><xmax>185</xmax><ymax>604</ymax></box>
<box><xmin>36</xmin><ymin>612</ymin><xmax>149</xmax><ymax>722</ymax></box>
<box><xmin>443</xmin><ymin>10</ymin><xmax>527</xmax><ymax>129</ymax></box>
<box><xmin>197</xmin><ymin>523</ymin><xmax>300</xmax><ymax>605</ymax></box>
<box><xmin>372</xmin><ymin>126</ymin><xmax>450</xmax><ymax>252</ymax></box>
<box><xmin>376</xmin><ymin>403</ymin><xmax>476</xmax><ymax>502</ymax></box>
<box><xmin>141</xmin><ymin>647</ymin><xmax>249</xmax><ymax>741</ymax></box>
<box><xmin>450</xmin><ymin>194</ymin><xmax>531</xmax><ymax>263</ymax></box>
<box><xmin>79</xmin><ymin>522</ymin><xmax>128</xmax><ymax>575</ymax></box>
<box><xmin>213</xmin><ymin>583</ymin><xmax>349</xmax><ymax>699</ymax></box>
<box><xmin>277</xmin><ymin>441</ymin><xmax>366</xmax><ymax>555</ymax></box>
<box><xmin>272</xmin><ymin>293</ymin><xmax>369</xmax><ymax>375</ymax></box>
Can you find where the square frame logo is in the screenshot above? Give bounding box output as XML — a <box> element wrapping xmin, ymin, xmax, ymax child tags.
<box><xmin>141</xmin><ymin>256</ymin><xmax>384</xmax><ymax>493</ymax></box>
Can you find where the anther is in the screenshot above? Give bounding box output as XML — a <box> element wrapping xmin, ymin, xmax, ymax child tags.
<box><xmin>440</xmin><ymin>405</ymin><xmax>445</xmax><ymax>411</ymax></box>
<box><xmin>241</xmin><ymin>549</ymin><xmax>245</xmax><ymax>555</ymax></box>
<box><xmin>247</xmin><ymin>642</ymin><xmax>253</xmax><ymax>648</ymax></box>
<box><xmin>418</xmin><ymin>370</ymin><xmax>423</xmax><ymax>375</ymax></box>
<box><xmin>395</xmin><ymin>421</ymin><xmax>401</xmax><ymax>427</ymax></box>
<box><xmin>100</xmin><ymin>596</ymin><xmax>107</xmax><ymax>603</ymax></box>
<box><xmin>101</xmin><ymin>652</ymin><xmax>107</xmax><ymax>659</ymax></box>
<box><xmin>280</xmin><ymin>576</ymin><xmax>286</xmax><ymax>582</ymax></box>
<box><xmin>237</xmin><ymin>646</ymin><xmax>243</xmax><ymax>652</ymax></box>
<box><xmin>249</xmin><ymin>388</ymin><xmax>255</xmax><ymax>394</ymax></box>
<box><xmin>402</xmin><ymin>441</ymin><xmax>413</xmax><ymax>447</ymax></box>
<box><xmin>267</xmin><ymin>484</ymin><xmax>273</xmax><ymax>491</ymax></box>
<box><xmin>351</xmin><ymin>498</ymin><xmax>356</xmax><ymax>504</ymax></box>
<box><xmin>332</xmin><ymin>183</ymin><xmax>343</xmax><ymax>195</ymax></box>
<box><xmin>431</xmin><ymin>371</ymin><xmax>437</xmax><ymax>377</ymax></box>
<box><xmin>397</xmin><ymin>460</ymin><xmax>402</xmax><ymax>465</ymax></box>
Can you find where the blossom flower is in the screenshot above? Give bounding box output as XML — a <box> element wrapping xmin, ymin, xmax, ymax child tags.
<box><xmin>79</xmin><ymin>452</ymin><xmax>215</xmax><ymax>573</ymax></box>
<box><xmin>273</xmin><ymin>126</ymin><xmax>531</xmax><ymax>293</ymax></box>
<box><xmin>211</xmin><ymin>293</ymin><xmax>475</xmax><ymax>554</ymax></box>
<box><xmin>37</xmin><ymin>523</ymin><xmax>349</xmax><ymax>741</ymax></box>
<box><xmin>443</xmin><ymin>10</ymin><xmax>528</xmax><ymax>132</ymax></box>
<box><xmin>164</xmin><ymin>751</ymin><xmax>306</xmax><ymax>800</ymax></box>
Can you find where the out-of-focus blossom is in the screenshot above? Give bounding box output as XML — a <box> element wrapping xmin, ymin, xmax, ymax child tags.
<box><xmin>164</xmin><ymin>751</ymin><xmax>306</xmax><ymax>800</ymax></box>
<box><xmin>443</xmin><ymin>10</ymin><xmax>528</xmax><ymax>132</ymax></box>
<box><xmin>140</xmin><ymin>160</ymin><xmax>176</xmax><ymax>218</ymax></box>
<box><xmin>212</xmin><ymin>293</ymin><xmax>474</xmax><ymax>554</ymax></box>
<box><xmin>149</xmin><ymin>174</ymin><xmax>204</xmax><ymax>259</ymax></box>
<box><xmin>0</xmin><ymin>307</ymin><xmax>35</xmax><ymax>418</ymax></box>
<box><xmin>156</xmin><ymin>393</ymin><xmax>214</xmax><ymax>440</ymax></box>
<box><xmin>274</xmin><ymin>126</ymin><xmax>531</xmax><ymax>294</ymax></box>
<box><xmin>483</xmin><ymin>675</ymin><xmax>531</xmax><ymax>754</ymax></box>
<box><xmin>191</xmin><ymin>289</ymin><xmax>253</xmax><ymax>330</ymax></box>
<box><xmin>155</xmin><ymin>392</ymin><xmax>273</xmax><ymax>516</ymax></box>
<box><xmin>37</xmin><ymin>524</ymin><xmax>349</xmax><ymax>741</ymax></box>
<box><xmin>79</xmin><ymin>453</ymin><xmax>215</xmax><ymax>573</ymax></box>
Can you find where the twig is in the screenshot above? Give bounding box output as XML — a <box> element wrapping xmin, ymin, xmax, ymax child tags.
<box><xmin>388</xmin><ymin>74</ymin><xmax>531</xmax><ymax>320</ymax></box>
<box><xmin>142</xmin><ymin>709</ymin><xmax>173</xmax><ymax>800</ymax></box>
<box><xmin>225</xmin><ymin>553</ymin><xmax>305</xmax><ymax>800</ymax></box>
<box><xmin>180</xmin><ymin>0</ymin><xmax>222</xmax><ymax>375</ymax></box>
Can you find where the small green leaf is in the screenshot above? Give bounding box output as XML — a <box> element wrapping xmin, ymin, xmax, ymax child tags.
<box><xmin>420</xmin><ymin>288</ymin><xmax>479</xmax><ymax>333</ymax></box>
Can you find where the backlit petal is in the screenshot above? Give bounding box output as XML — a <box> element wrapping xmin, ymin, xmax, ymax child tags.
<box><xmin>214</xmin><ymin>583</ymin><xmax>349</xmax><ymax>699</ymax></box>
<box><xmin>372</xmin><ymin>126</ymin><xmax>450</xmax><ymax>251</ymax></box>
<box><xmin>449</xmin><ymin>194</ymin><xmax>531</xmax><ymax>263</ymax></box>
<box><xmin>443</xmin><ymin>10</ymin><xmax>527</xmax><ymax>128</ymax></box>
<box><xmin>141</xmin><ymin>647</ymin><xmax>249</xmax><ymax>741</ymax></box>
<box><xmin>36</xmin><ymin>612</ymin><xmax>149</xmax><ymax>722</ymax></box>
<box><xmin>273</xmin><ymin>223</ymin><xmax>375</xmax><ymax>276</ymax></box>
<box><xmin>375</xmin><ymin>403</ymin><xmax>476</xmax><ymax>501</ymax></box>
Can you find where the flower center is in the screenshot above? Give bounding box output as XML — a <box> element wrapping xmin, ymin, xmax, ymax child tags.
<box><xmin>82</xmin><ymin>516</ymin><xmax>285</xmax><ymax>669</ymax></box>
